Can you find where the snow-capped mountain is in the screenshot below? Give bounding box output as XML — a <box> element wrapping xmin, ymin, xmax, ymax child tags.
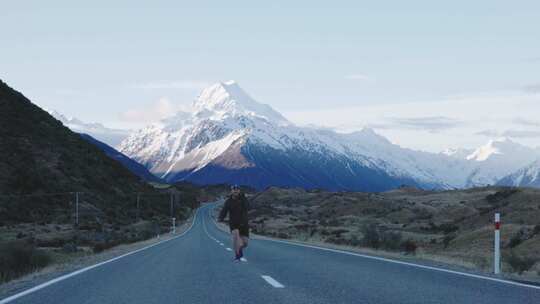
<box><xmin>118</xmin><ymin>81</ymin><xmax>540</xmax><ymax>191</ymax></box>
<box><xmin>497</xmin><ymin>159</ymin><xmax>540</xmax><ymax>188</ymax></box>
<box><xmin>119</xmin><ymin>81</ymin><xmax>477</xmax><ymax>191</ymax></box>
<box><xmin>48</xmin><ymin>110</ymin><xmax>130</xmax><ymax>148</ymax></box>
<box><xmin>443</xmin><ymin>139</ymin><xmax>540</xmax><ymax>187</ymax></box>
<box><xmin>440</xmin><ymin>147</ymin><xmax>474</xmax><ymax>159</ymax></box>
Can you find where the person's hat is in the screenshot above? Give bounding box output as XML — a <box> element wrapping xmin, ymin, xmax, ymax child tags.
<box><xmin>231</xmin><ymin>184</ymin><xmax>240</xmax><ymax>190</ymax></box>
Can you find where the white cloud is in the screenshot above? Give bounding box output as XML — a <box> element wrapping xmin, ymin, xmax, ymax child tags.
<box><xmin>129</xmin><ymin>80</ymin><xmax>210</xmax><ymax>90</ymax></box>
<box><xmin>119</xmin><ymin>97</ymin><xmax>192</xmax><ymax>123</ymax></box>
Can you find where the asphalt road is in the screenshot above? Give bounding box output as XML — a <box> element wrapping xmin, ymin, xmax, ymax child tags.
<box><xmin>2</xmin><ymin>203</ymin><xmax>539</xmax><ymax>304</ymax></box>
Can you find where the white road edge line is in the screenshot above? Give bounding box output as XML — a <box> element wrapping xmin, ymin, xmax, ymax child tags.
<box><xmin>261</xmin><ymin>275</ymin><xmax>284</xmax><ymax>288</ymax></box>
<box><xmin>259</xmin><ymin>238</ymin><xmax>540</xmax><ymax>291</ymax></box>
<box><xmin>0</xmin><ymin>208</ymin><xmax>201</xmax><ymax>304</ymax></box>
<box><xmin>205</xmin><ymin>203</ymin><xmax>540</xmax><ymax>291</ymax></box>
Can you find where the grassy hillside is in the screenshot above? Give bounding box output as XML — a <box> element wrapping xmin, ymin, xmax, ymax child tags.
<box><xmin>248</xmin><ymin>186</ymin><xmax>540</xmax><ymax>278</ymax></box>
<box><xmin>0</xmin><ymin>79</ymin><xmax>196</xmax><ymax>282</ymax></box>
<box><xmin>0</xmin><ymin>79</ymin><xmax>147</xmax><ymax>197</ymax></box>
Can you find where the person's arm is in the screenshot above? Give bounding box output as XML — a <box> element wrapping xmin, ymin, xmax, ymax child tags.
<box><xmin>218</xmin><ymin>199</ymin><xmax>230</xmax><ymax>222</ymax></box>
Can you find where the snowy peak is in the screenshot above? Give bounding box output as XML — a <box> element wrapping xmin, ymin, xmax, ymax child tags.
<box><xmin>466</xmin><ymin>138</ymin><xmax>527</xmax><ymax>161</ymax></box>
<box><xmin>497</xmin><ymin>159</ymin><xmax>540</xmax><ymax>188</ymax></box>
<box><xmin>47</xmin><ymin>109</ymin><xmax>130</xmax><ymax>148</ymax></box>
<box><xmin>192</xmin><ymin>81</ymin><xmax>289</xmax><ymax>125</ymax></box>
<box><xmin>441</xmin><ymin>147</ymin><xmax>473</xmax><ymax>159</ymax></box>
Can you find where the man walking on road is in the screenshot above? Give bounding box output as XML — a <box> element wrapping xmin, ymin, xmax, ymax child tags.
<box><xmin>219</xmin><ymin>185</ymin><xmax>249</xmax><ymax>261</ymax></box>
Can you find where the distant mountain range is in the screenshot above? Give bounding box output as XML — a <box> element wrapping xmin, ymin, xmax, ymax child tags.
<box><xmin>117</xmin><ymin>81</ymin><xmax>540</xmax><ymax>191</ymax></box>
<box><xmin>47</xmin><ymin>110</ymin><xmax>130</xmax><ymax>148</ymax></box>
<box><xmin>443</xmin><ymin>139</ymin><xmax>540</xmax><ymax>187</ymax></box>
<box><xmin>33</xmin><ymin>81</ymin><xmax>540</xmax><ymax>191</ymax></box>
<box><xmin>497</xmin><ymin>159</ymin><xmax>540</xmax><ymax>188</ymax></box>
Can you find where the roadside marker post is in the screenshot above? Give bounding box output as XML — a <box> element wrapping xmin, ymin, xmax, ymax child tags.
<box><xmin>172</xmin><ymin>217</ymin><xmax>176</xmax><ymax>234</ymax></box>
<box><xmin>494</xmin><ymin>213</ymin><xmax>501</xmax><ymax>275</ymax></box>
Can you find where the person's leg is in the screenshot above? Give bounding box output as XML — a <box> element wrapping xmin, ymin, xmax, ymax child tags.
<box><xmin>231</xmin><ymin>229</ymin><xmax>243</xmax><ymax>257</ymax></box>
<box><xmin>240</xmin><ymin>225</ymin><xmax>249</xmax><ymax>249</ymax></box>
<box><xmin>241</xmin><ymin>236</ymin><xmax>249</xmax><ymax>248</ymax></box>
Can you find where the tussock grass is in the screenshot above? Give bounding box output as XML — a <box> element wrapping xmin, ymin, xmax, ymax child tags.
<box><xmin>0</xmin><ymin>241</ymin><xmax>52</xmax><ymax>283</ymax></box>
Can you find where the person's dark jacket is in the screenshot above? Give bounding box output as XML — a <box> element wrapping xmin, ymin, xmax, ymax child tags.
<box><xmin>218</xmin><ymin>193</ymin><xmax>249</xmax><ymax>227</ymax></box>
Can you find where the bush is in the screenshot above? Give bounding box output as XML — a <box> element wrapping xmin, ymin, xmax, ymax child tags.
<box><xmin>506</xmin><ymin>252</ymin><xmax>535</xmax><ymax>274</ymax></box>
<box><xmin>508</xmin><ymin>233</ymin><xmax>523</xmax><ymax>249</ymax></box>
<box><xmin>439</xmin><ymin>223</ymin><xmax>459</xmax><ymax>234</ymax></box>
<box><xmin>533</xmin><ymin>225</ymin><xmax>540</xmax><ymax>236</ymax></box>
<box><xmin>486</xmin><ymin>189</ymin><xmax>518</xmax><ymax>203</ymax></box>
<box><xmin>362</xmin><ymin>224</ymin><xmax>380</xmax><ymax>249</ymax></box>
<box><xmin>0</xmin><ymin>241</ymin><xmax>52</xmax><ymax>283</ymax></box>
<box><xmin>380</xmin><ymin>231</ymin><xmax>402</xmax><ymax>251</ymax></box>
<box><xmin>92</xmin><ymin>241</ymin><xmax>120</xmax><ymax>253</ymax></box>
<box><xmin>443</xmin><ymin>234</ymin><xmax>456</xmax><ymax>249</ymax></box>
<box><xmin>277</xmin><ymin>232</ymin><xmax>290</xmax><ymax>239</ymax></box>
<box><xmin>401</xmin><ymin>240</ymin><xmax>417</xmax><ymax>254</ymax></box>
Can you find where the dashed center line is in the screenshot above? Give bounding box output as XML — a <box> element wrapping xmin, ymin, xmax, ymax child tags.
<box><xmin>226</xmin><ymin>248</ymin><xmax>232</xmax><ymax>251</ymax></box>
<box><xmin>261</xmin><ymin>275</ymin><xmax>284</xmax><ymax>288</ymax></box>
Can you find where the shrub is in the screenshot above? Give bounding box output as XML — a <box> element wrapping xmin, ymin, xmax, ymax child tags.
<box><xmin>362</xmin><ymin>224</ymin><xmax>380</xmax><ymax>249</ymax></box>
<box><xmin>0</xmin><ymin>241</ymin><xmax>52</xmax><ymax>283</ymax></box>
<box><xmin>380</xmin><ymin>231</ymin><xmax>402</xmax><ymax>251</ymax></box>
<box><xmin>401</xmin><ymin>240</ymin><xmax>417</xmax><ymax>254</ymax></box>
<box><xmin>443</xmin><ymin>234</ymin><xmax>456</xmax><ymax>249</ymax></box>
<box><xmin>277</xmin><ymin>232</ymin><xmax>290</xmax><ymax>239</ymax></box>
<box><xmin>439</xmin><ymin>223</ymin><xmax>459</xmax><ymax>234</ymax></box>
<box><xmin>331</xmin><ymin>229</ymin><xmax>349</xmax><ymax>238</ymax></box>
<box><xmin>485</xmin><ymin>189</ymin><xmax>518</xmax><ymax>203</ymax></box>
<box><xmin>508</xmin><ymin>233</ymin><xmax>523</xmax><ymax>249</ymax></box>
<box><xmin>506</xmin><ymin>252</ymin><xmax>535</xmax><ymax>274</ymax></box>
<box><xmin>533</xmin><ymin>225</ymin><xmax>540</xmax><ymax>236</ymax></box>
<box><xmin>92</xmin><ymin>241</ymin><xmax>120</xmax><ymax>253</ymax></box>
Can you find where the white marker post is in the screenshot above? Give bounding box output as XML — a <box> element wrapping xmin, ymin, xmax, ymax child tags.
<box><xmin>172</xmin><ymin>217</ymin><xmax>176</xmax><ymax>234</ymax></box>
<box><xmin>494</xmin><ymin>213</ymin><xmax>501</xmax><ymax>274</ymax></box>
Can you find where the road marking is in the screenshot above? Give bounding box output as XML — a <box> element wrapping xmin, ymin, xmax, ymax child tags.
<box><xmin>219</xmin><ymin>243</ymin><xmax>224</xmax><ymax>246</ymax></box>
<box><xmin>226</xmin><ymin>248</ymin><xmax>232</xmax><ymax>251</ymax></box>
<box><xmin>261</xmin><ymin>275</ymin><xmax>284</xmax><ymax>288</ymax></box>
<box><xmin>240</xmin><ymin>257</ymin><xmax>247</xmax><ymax>262</ymax></box>
<box><xmin>204</xmin><ymin>203</ymin><xmax>540</xmax><ymax>291</ymax></box>
<box><xmin>258</xmin><ymin>237</ymin><xmax>540</xmax><ymax>291</ymax></box>
<box><xmin>0</xmin><ymin>207</ymin><xmax>201</xmax><ymax>304</ymax></box>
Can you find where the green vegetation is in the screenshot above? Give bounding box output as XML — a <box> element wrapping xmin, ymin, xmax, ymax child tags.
<box><xmin>0</xmin><ymin>80</ymin><xmax>209</xmax><ymax>283</ymax></box>
<box><xmin>0</xmin><ymin>240</ymin><xmax>52</xmax><ymax>283</ymax></box>
<box><xmin>506</xmin><ymin>252</ymin><xmax>536</xmax><ymax>274</ymax></box>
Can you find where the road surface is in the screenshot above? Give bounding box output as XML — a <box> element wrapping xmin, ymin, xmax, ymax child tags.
<box><xmin>2</xmin><ymin>203</ymin><xmax>539</xmax><ymax>304</ymax></box>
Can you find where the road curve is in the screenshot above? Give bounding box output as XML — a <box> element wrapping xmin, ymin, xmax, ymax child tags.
<box><xmin>1</xmin><ymin>203</ymin><xmax>538</xmax><ymax>304</ymax></box>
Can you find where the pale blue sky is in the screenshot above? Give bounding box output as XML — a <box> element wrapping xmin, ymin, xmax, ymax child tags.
<box><xmin>1</xmin><ymin>1</ymin><xmax>539</xmax><ymax>151</ymax></box>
